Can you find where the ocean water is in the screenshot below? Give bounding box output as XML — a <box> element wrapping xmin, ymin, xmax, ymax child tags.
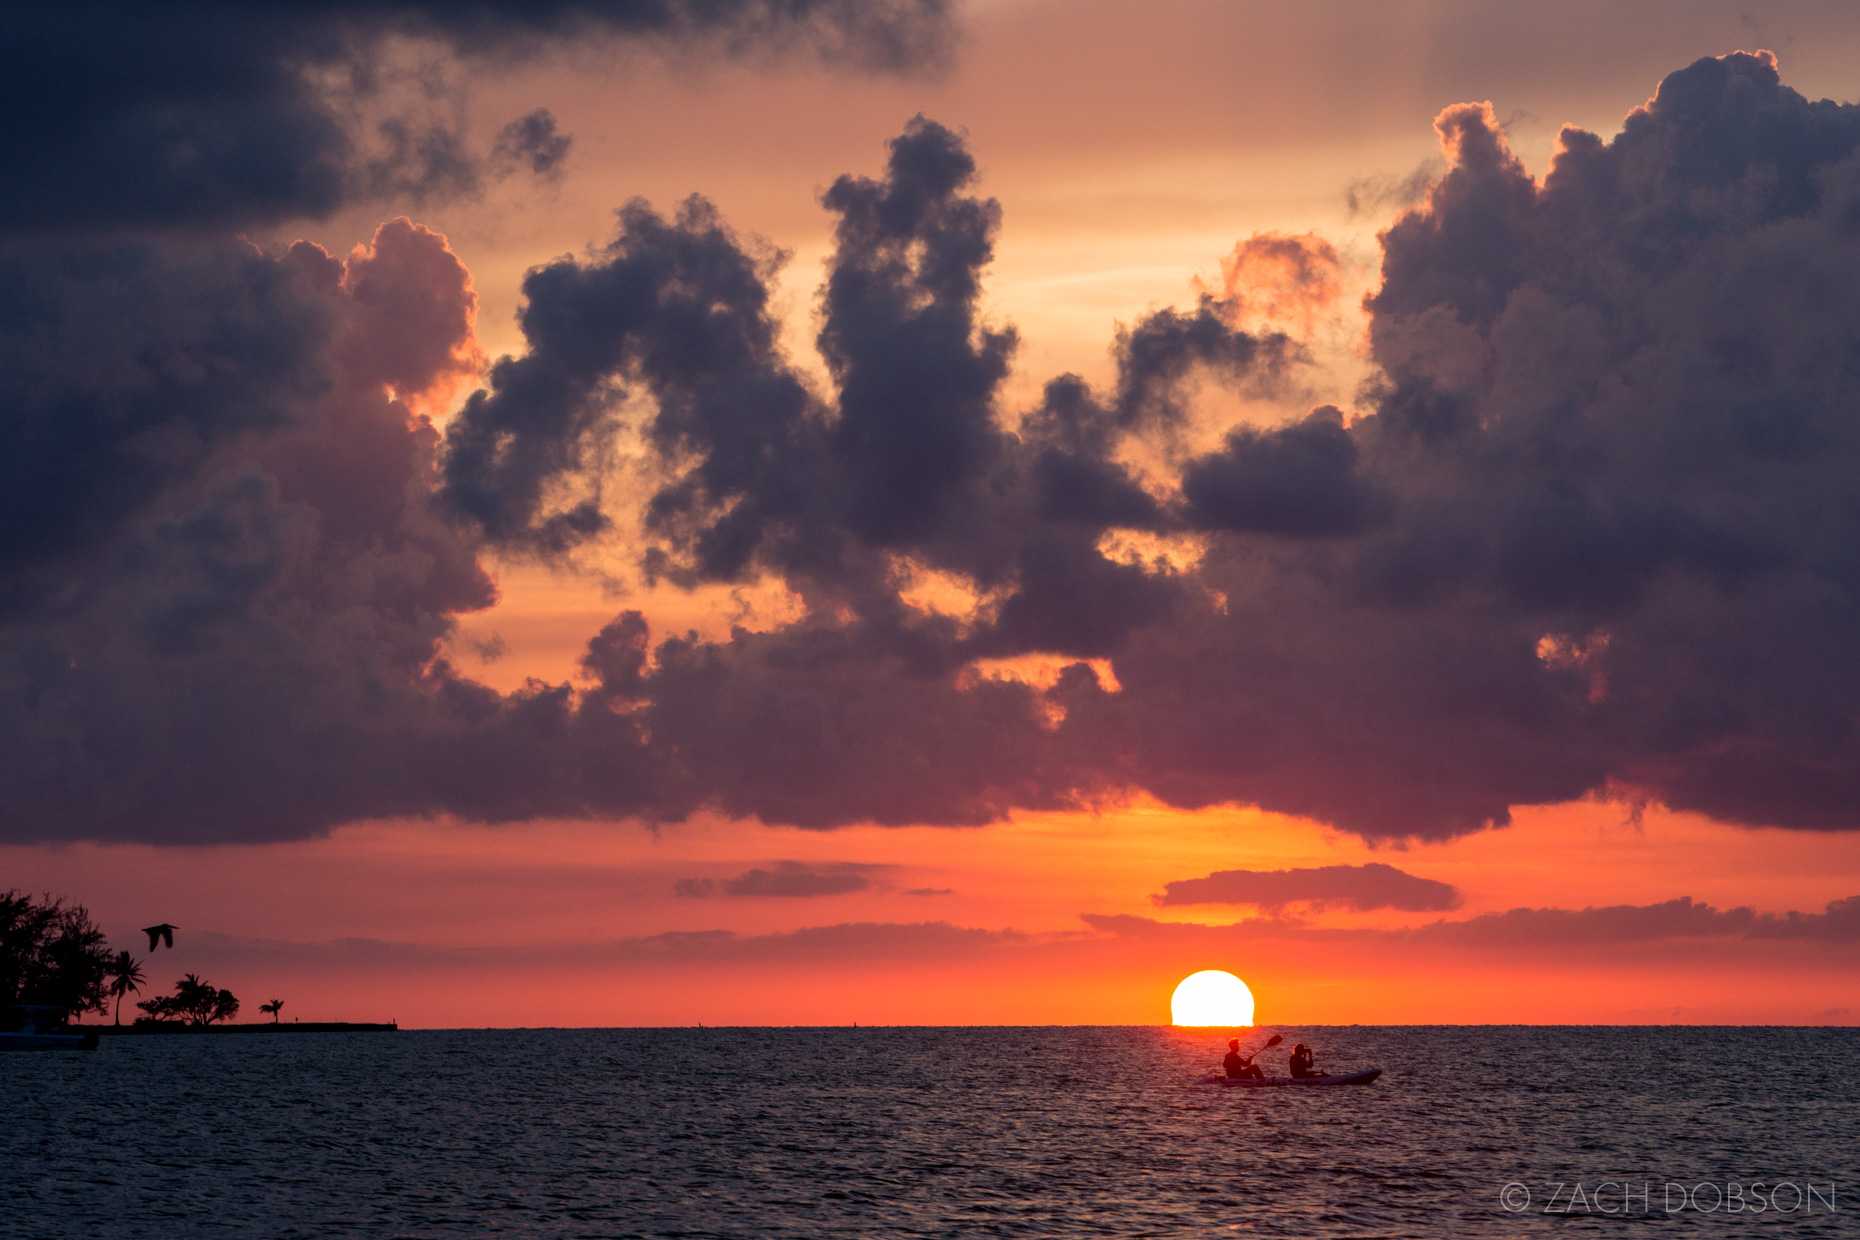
<box><xmin>2</xmin><ymin>1025</ymin><xmax>1853</xmax><ymax>1238</ymax></box>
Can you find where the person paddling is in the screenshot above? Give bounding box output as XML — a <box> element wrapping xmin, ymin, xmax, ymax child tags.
<box><xmin>1222</xmin><ymin>1039</ymin><xmax>1263</xmax><ymax>1080</ymax></box>
<box><xmin>1222</xmin><ymin>1033</ymin><xmax>1279</xmax><ymax>1080</ymax></box>
<box><xmin>1288</xmin><ymin>1042</ymin><xmax>1318</xmax><ymax>1079</ymax></box>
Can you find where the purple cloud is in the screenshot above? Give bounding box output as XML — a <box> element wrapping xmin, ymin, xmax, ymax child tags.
<box><xmin>676</xmin><ymin>862</ymin><xmax>883</xmax><ymax>898</ymax></box>
<box><xmin>1154</xmin><ymin>863</ymin><xmax>1460</xmax><ymax>911</ymax></box>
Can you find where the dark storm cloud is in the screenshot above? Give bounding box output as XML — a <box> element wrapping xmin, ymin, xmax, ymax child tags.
<box><xmin>1153</xmin><ymin>863</ymin><xmax>1460</xmax><ymax>912</ymax></box>
<box><xmin>438</xmin><ymin>195</ymin><xmax>808</xmax><ymax>554</ymax></box>
<box><xmin>674</xmin><ymin>861</ymin><xmax>882</xmax><ymax>898</ymax></box>
<box><xmin>13</xmin><ymin>51</ymin><xmax>1860</xmax><ymax>847</ymax></box>
<box><xmin>0</xmin><ymin>222</ymin><xmax>683</xmax><ymax>842</ymax></box>
<box><xmin>0</xmin><ymin>238</ymin><xmax>329</xmax><ymax>610</ymax></box>
<box><xmin>933</xmin><ymin>48</ymin><xmax>1860</xmax><ymax>841</ymax></box>
<box><xmin>1111</xmin><ymin>298</ymin><xmax>1299</xmax><ymax>429</ymax></box>
<box><xmin>1180</xmin><ymin>406</ymin><xmax>1385</xmax><ymax>537</ymax></box>
<box><xmin>0</xmin><ymin>0</ymin><xmax>954</xmax><ymax>231</ymax></box>
<box><xmin>445</xmin><ymin>115</ymin><xmax>1209</xmax><ymax>667</ymax></box>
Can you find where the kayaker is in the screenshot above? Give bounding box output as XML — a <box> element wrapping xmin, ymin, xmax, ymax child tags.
<box><xmin>1288</xmin><ymin>1043</ymin><xmax>1317</xmax><ymax>1078</ymax></box>
<box><xmin>1223</xmin><ymin>1038</ymin><xmax>1264</xmax><ymax>1080</ymax></box>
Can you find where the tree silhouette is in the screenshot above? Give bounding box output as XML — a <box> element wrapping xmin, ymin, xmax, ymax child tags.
<box><xmin>259</xmin><ymin>999</ymin><xmax>283</xmax><ymax>1023</ymax></box>
<box><xmin>0</xmin><ymin>890</ymin><xmax>110</xmax><ymax>1023</ymax></box>
<box><xmin>209</xmin><ymin>987</ymin><xmax>239</xmax><ymax>1025</ymax></box>
<box><xmin>138</xmin><ymin>973</ymin><xmax>240</xmax><ymax>1026</ymax></box>
<box><xmin>105</xmin><ymin>950</ymin><xmax>145</xmax><ymax>1025</ymax></box>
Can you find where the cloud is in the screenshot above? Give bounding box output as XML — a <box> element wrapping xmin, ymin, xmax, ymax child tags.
<box><xmin>491</xmin><ymin>110</ymin><xmax>572</xmax><ymax>181</ymax></box>
<box><xmin>1153</xmin><ymin>863</ymin><xmax>1460</xmax><ymax>912</ymax></box>
<box><xmin>0</xmin><ymin>0</ymin><xmax>955</xmax><ymax>231</ymax></box>
<box><xmin>1180</xmin><ymin>406</ymin><xmax>1387</xmax><ymax>537</ymax></box>
<box><xmin>0</xmin><ymin>237</ymin><xmax>328</xmax><ymax>608</ymax></box>
<box><xmin>1085</xmin><ymin>894</ymin><xmax>1860</xmax><ymax>947</ymax></box>
<box><xmin>1407</xmin><ymin>897</ymin><xmax>1760</xmax><ymax>946</ymax></box>
<box><xmin>537</xmin><ymin>56</ymin><xmax>1860</xmax><ymax>842</ymax></box>
<box><xmin>1078</xmin><ymin>912</ymin><xmax>1296</xmax><ymax>941</ymax></box>
<box><xmin>1213</xmin><ymin>232</ymin><xmax>1343</xmax><ymax>334</ymax></box>
<box><xmin>674</xmin><ymin>861</ymin><xmax>881</xmax><ymax>898</ymax></box>
<box><xmin>0</xmin><ymin>219</ymin><xmax>675</xmax><ymax>842</ymax></box>
<box><xmin>1743</xmin><ymin>894</ymin><xmax>1860</xmax><ymax>943</ymax></box>
<box><xmin>12</xmin><ymin>52</ymin><xmax>1860</xmax><ymax>846</ymax></box>
<box><xmin>1346</xmin><ymin>158</ymin><xmax>1445</xmax><ymax>217</ymax></box>
<box><xmin>180</xmin><ymin>919</ymin><xmax>1024</xmax><ymax>969</ymax></box>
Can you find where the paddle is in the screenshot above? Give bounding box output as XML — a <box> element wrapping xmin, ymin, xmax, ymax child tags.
<box><xmin>1245</xmin><ymin>1033</ymin><xmax>1284</xmax><ymax>1065</ymax></box>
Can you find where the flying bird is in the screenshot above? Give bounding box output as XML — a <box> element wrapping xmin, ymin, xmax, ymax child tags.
<box><xmin>142</xmin><ymin>924</ymin><xmax>177</xmax><ymax>951</ymax></box>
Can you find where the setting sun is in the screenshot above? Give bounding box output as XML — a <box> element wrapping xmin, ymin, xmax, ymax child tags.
<box><xmin>1171</xmin><ymin>970</ymin><xmax>1256</xmax><ymax>1026</ymax></box>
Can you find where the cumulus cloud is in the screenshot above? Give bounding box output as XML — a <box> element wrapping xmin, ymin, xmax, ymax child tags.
<box><xmin>1153</xmin><ymin>863</ymin><xmax>1460</xmax><ymax>912</ymax></box>
<box><xmin>9</xmin><ymin>50</ymin><xmax>1860</xmax><ymax>846</ymax></box>
<box><xmin>1181</xmin><ymin>406</ymin><xmax>1386</xmax><ymax>537</ymax></box>
<box><xmin>0</xmin><ymin>218</ymin><xmax>681</xmax><ymax>842</ymax></box>
<box><xmin>1211</xmin><ymin>232</ymin><xmax>1342</xmax><ymax>335</ymax></box>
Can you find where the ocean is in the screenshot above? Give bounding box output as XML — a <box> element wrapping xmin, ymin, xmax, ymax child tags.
<box><xmin>3</xmin><ymin>1025</ymin><xmax>1853</xmax><ymax>1237</ymax></box>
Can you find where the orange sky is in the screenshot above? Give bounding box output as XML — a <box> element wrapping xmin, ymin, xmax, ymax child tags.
<box><xmin>14</xmin><ymin>0</ymin><xmax>1860</xmax><ymax>1027</ymax></box>
<box><xmin>16</xmin><ymin>798</ymin><xmax>1856</xmax><ymax>1027</ymax></box>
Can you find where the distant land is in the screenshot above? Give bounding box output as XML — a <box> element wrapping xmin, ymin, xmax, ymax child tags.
<box><xmin>82</xmin><ymin>1022</ymin><xmax>397</xmax><ymax>1036</ymax></box>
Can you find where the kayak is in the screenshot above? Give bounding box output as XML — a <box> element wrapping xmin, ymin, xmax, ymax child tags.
<box><xmin>1196</xmin><ymin>1069</ymin><xmax>1381</xmax><ymax>1088</ymax></box>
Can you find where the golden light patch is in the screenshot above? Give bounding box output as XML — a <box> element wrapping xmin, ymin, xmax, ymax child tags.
<box><xmin>1171</xmin><ymin>969</ymin><xmax>1256</xmax><ymax>1026</ymax></box>
<box><xmin>964</xmin><ymin>654</ymin><xmax>1121</xmax><ymax>693</ymax></box>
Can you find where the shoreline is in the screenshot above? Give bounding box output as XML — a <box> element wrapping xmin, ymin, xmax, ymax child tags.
<box><xmin>79</xmin><ymin>1022</ymin><xmax>398</xmax><ymax>1035</ymax></box>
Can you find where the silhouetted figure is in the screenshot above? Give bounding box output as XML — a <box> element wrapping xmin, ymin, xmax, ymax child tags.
<box><xmin>1289</xmin><ymin>1043</ymin><xmax>1317</xmax><ymax>1078</ymax></box>
<box><xmin>1223</xmin><ymin>1038</ymin><xmax>1264</xmax><ymax>1080</ymax></box>
<box><xmin>142</xmin><ymin>924</ymin><xmax>177</xmax><ymax>951</ymax></box>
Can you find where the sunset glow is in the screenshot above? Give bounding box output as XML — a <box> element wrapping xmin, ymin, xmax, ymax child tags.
<box><xmin>1171</xmin><ymin>970</ymin><xmax>1256</xmax><ymax>1027</ymax></box>
<box><xmin>0</xmin><ymin>1</ymin><xmax>1855</xmax><ymax>1035</ymax></box>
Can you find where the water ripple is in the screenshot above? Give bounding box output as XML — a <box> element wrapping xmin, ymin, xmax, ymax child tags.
<box><xmin>2</xmin><ymin>1025</ymin><xmax>1854</xmax><ymax>1237</ymax></box>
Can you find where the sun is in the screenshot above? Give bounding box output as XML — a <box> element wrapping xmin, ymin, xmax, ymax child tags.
<box><xmin>1171</xmin><ymin>969</ymin><xmax>1255</xmax><ymax>1026</ymax></box>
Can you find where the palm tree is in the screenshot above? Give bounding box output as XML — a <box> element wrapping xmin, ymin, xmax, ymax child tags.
<box><xmin>105</xmin><ymin>951</ymin><xmax>145</xmax><ymax>1026</ymax></box>
<box><xmin>259</xmin><ymin>999</ymin><xmax>283</xmax><ymax>1023</ymax></box>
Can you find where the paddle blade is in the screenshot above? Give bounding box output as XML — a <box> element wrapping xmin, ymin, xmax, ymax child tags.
<box><xmin>1265</xmin><ymin>1034</ymin><xmax>1283</xmax><ymax>1048</ymax></box>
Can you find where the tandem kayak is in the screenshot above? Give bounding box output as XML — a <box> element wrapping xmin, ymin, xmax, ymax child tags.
<box><xmin>1196</xmin><ymin>1069</ymin><xmax>1381</xmax><ymax>1088</ymax></box>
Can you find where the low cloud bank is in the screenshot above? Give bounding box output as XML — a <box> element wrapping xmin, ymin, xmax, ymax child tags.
<box><xmin>675</xmin><ymin>861</ymin><xmax>884</xmax><ymax>898</ymax></box>
<box><xmin>1087</xmin><ymin>895</ymin><xmax>1860</xmax><ymax>947</ymax></box>
<box><xmin>1154</xmin><ymin>863</ymin><xmax>1461</xmax><ymax>911</ymax></box>
<box><xmin>181</xmin><ymin>919</ymin><xmax>1024</xmax><ymax>969</ymax></box>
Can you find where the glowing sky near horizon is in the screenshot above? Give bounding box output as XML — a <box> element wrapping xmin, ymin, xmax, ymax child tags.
<box><xmin>4</xmin><ymin>0</ymin><xmax>1860</xmax><ymax>1028</ymax></box>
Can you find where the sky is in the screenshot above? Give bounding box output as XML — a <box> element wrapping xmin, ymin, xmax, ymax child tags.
<box><xmin>4</xmin><ymin>0</ymin><xmax>1860</xmax><ymax>1028</ymax></box>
